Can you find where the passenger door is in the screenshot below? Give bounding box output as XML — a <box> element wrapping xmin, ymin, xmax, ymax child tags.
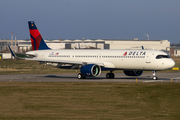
<box><xmin>146</xmin><ymin>52</ymin><xmax>151</xmax><ymax>63</ymax></box>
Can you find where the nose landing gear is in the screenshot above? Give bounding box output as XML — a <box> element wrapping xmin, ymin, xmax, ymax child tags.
<box><xmin>152</xmin><ymin>71</ymin><xmax>158</xmax><ymax>80</ymax></box>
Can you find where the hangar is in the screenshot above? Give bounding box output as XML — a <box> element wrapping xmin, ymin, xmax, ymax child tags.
<box><xmin>170</xmin><ymin>47</ymin><xmax>180</xmax><ymax>57</ymax></box>
<box><xmin>0</xmin><ymin>39</ymin><xmax>170</xmax><ymax>54</ymax></box>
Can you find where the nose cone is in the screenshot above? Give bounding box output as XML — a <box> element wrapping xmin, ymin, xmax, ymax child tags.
<box><xmin>169</xmin><ymin>59</ymin><xmax>175</xmax><ymax>68</ymax></box>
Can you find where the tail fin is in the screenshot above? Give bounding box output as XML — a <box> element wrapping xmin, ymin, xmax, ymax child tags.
<box><xmin>28</xmin><ymin>21</ymin><xmax>50</xmax><ymax>50</ymax></box>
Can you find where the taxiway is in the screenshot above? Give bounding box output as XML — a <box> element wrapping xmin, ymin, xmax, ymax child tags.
<box><xmin>0</xmin><ymin>72</ymin><xmax>180</xmax><ymax>83</ymax></box>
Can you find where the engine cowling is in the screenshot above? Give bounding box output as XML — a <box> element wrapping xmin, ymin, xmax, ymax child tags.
<box><xmin>123</xmin><ymin>70</ymin><xmax>143</xmax><ymax>76</ymax></box>
<box><xmin>80</xmin><ymin>64</ymin><xmax>101</xmax><ymax>77</ymax></box>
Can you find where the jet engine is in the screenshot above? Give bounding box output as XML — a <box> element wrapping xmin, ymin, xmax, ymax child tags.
<box><xmin>123</xmin><ymin>70</ymin><xmax>143</xmax><ymax>76</ymax></box>
<box><xmin>80</xmin><ymin>64</ymin><xmax>101</xmax><ymax>77</ymax></box>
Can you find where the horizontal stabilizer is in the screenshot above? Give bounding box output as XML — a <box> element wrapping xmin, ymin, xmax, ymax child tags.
<box><xmin>8</xmin><ymin>46</ymin><xmax>36</xmax><ymax>59</ymax></box>
<box><xmin>8</xmin><ymin>45</ymin><xmax>16</xmax><ymax>58</ymax></box>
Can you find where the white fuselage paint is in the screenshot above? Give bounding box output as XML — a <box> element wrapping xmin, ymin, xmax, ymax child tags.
<box><xmin>26</xmin><ymin>49</ymin><xmax>175</xmax><ymax>71</ymax></box>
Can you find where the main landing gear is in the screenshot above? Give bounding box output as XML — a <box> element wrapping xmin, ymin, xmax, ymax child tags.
<box><xmin>152</xmin><ymin>70</ymin><xmax>158</xmax><ymax>80</ymax></box>
<box><xmin>106</xmin><ymin>71</ymin><xmax>115</xmax><ymax>79</ymax></box>
<box><xmin>77</xmin><ymin>72</ymin><xmax>115</xmax><ymax>79</ymax></box>
<box><xmin>77</xmin><ymin>73</ymin><xmax>86</xmax><ymax>79</ymax></box>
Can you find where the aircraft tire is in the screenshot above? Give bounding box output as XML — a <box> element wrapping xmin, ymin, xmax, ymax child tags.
<box><xmin>77</xmin><ymin>73</ymin><xmax>82</xmax><ymax>79</ymax></box>
<box><xmin>77</xmin><ymin>73</ymin><xmax>86</xmax><ymax>79</ymax></box>
<box><xmin>110</xmin><ymin>73</ymin><xmax>115</xmax><ymax>79</ymax></box>
<box><xmin>106</xmin><ymin>73</ymin><xmax>110</xmax><ymax>79</ymax></box>
<box><xmin>106</xmin><ymin>73</ymin><xmax>115</xmax><ymax>79</ymax></box>
<box><xmin>152</xmin><ymin>76</ymin><xmax>158</xmax><ymax>80</ymax></box>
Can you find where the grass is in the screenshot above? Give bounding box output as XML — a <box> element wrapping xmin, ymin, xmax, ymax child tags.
<box><xmin>0</xmin><ymin>82</ymin><xmax>179</xmax><ymax>120</ymax></box>
<box><xmin>0</xmin><ymin>59</ymin><xmax>80</xmax><ymax>74</ymax></box>
<box><xmin>0</xmin><ymin>57</ymin><xmax>180</xmax><ymax>119</ymax></box>
<box><xmin>0</xmin><ymin>56</ymin><xmax>180</xmax><ymax>74</ymax></box>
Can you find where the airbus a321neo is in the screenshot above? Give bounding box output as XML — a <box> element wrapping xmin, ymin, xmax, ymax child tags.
<box><xmin>8</xmin><ymin>21</ymin><xmax>175</xmax><ymax>80</ymax></box>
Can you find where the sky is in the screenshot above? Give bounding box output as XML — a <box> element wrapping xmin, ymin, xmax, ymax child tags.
<box><xmin>0</xmin><ymin>0</ymin><xmax>180</xmax><ymax>43</ymax></box>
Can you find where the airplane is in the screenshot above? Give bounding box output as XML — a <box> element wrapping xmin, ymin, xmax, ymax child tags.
<box><xmin>8</xmin><ymin>21</ymin><xmax>175</xmax><ymax>80</ymax></box>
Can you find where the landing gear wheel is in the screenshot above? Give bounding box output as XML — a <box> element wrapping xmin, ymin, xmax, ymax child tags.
<box><xmin>77</xmin><ymin>73</ymin><xmax>82</xmax><ymax>79</ymax></box>
<box><xmin>110</xmin><ymin>73</ymin><xmax>115</xmax><ymax>79</ymax></box>
<box><xmin>152</xmin><ymin>76</ymin><xmax>158</xmax><ymax>80</ymax></box>
<box><xmin>152</xmin><ymin>71</ymin><xmax>158</xmax><ymax>80</ymax></box>
<box><xmin>106</xmin><ymin>73</ymin><xmax>115</xmax><ymax>79</ymax></box>
<box><xmin>106</xmin><ymin>73</ymin><xmax>110</xmax><ymax>79</ymax></box>
<box><xmin>77</xmin><ymin>73</ymin><xmax>86</xmax><ymax>79</ymax></box>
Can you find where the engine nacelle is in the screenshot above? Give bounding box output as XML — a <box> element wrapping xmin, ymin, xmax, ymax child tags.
<box><xmin>80</xmin><ymin>64</ymin><xmax>101</xmax><ymax>77</ymax></box>
<box><xmin>123</xmin><ymin>70</ymin><xmax>143</xmax><ymax>76</ymax></box>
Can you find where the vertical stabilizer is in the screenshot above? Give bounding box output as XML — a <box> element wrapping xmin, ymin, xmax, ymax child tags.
<box><xmin>28</xmin><ymin>21</ymin><xmax>50</xmax><ymax>50</ymax></box>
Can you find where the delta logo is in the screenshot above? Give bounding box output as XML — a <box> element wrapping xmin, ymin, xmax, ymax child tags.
<box><xmin>123</xmin><ymin>51</ymin><xmax>146</xmax><ymax>56</ymax></box>
<box><xmin>123</xmin><ymin>52</ymin><xmax>127</xmax><ymax>56</ymax></box>
<box><xmin>55</xmin><ymin>53</ymin><xmax>59</xmax><ymax>55</ymax></box>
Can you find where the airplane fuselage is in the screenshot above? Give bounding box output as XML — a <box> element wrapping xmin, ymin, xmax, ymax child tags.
<box><xmin>26</xmin><ymin>49</ymin><xmax>175</xmax><ymax>71</ymax></box>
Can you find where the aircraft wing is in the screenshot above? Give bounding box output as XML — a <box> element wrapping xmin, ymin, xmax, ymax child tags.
<box><xmin>25</xmin><ymin>58</ymin><xmax>106</xmax><ymax>67</ymax></box>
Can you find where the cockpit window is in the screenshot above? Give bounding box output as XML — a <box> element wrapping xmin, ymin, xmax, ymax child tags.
<box><xmin>156</xmin><ymin>55</ymin><xmax>170</xmax><ymax>59</ymax></box>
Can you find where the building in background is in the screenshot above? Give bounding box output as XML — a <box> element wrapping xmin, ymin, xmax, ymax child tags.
<box><xmin>0</xmin><ymin>39</ymin><xmax>171</xmax><ymax>54</ymax></box>
<box><xmin>170</xmin><ymin>46</ymin><xmax>180</xmax><ymax>57</ymax></box>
